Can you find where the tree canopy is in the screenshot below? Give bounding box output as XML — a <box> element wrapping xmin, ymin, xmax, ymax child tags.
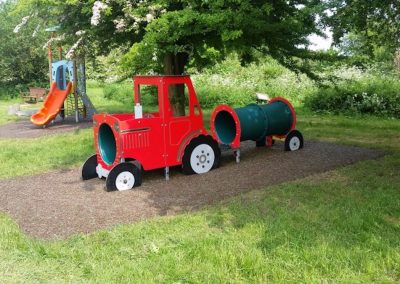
<box><xmin>325</xmin><ymin>0</ymin><xmax>400</xmax><ymax>59</ymax></box>
<box><xmin>5</xmin><ymin>0</ymin><xmax>400</xmax><ymax>106</ymax></box>
<box><xmin>7</xmin><ymin>0</ymin><xmax>400</xmax><ymax>79</ymax></box>
<box><xmin>0</xmin><ymin>0</ymin><xmax>47</xmax><ymax>85</ymax></box>
<box><xmin>8</xmin><ymin>0</ymin><xmax>329</xmax><ymax>113</ymax></box>
<box><xmin>16</xmin><ymin>0</ymin><xmax>324</xmax><ymax>76</ymax></box>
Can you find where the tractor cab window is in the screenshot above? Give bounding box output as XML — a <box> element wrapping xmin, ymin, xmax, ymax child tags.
<box><xmin>168</xmin><ymin>83</ymin><xmax>189</xmax><ymax>117</ymax></box>
<box><xmin>137</xmin><ymin>84</ymin><xmax>160</xmax><ymax>115</ymax></box>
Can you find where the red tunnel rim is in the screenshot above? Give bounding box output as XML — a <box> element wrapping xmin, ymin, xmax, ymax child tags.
<box><xmin>210</xmin><ymin>104</ymin><xmax>241</xmax><ymax>149</ymax></box>
<box><xmin>268</xmin><ymin>97</ymin><xmax>297</xmax><ymax>132</ymax></box>
<box><xmin>94</xmin><ymin>117</ymin><xmax>122</xmax><ymax>170</ymax></box>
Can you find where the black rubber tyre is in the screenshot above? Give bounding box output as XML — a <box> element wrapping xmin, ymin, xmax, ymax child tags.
<box><xmin>284</xmin><ymin>130</ymin><xmax>304</xmax><ymax>151</ymax></box>
<box><xmin>105</xmin><ymin>162</ymin><xmax>142</xmax><ymax>192</ymax></box>
<box><xmin>182</xmin><ymin>135</ymin><xmax>221</xmax><ymax>175</ymax></box>
<box><xmin>81</xmin><ymin>154</ymin><xmax>98</xmax><ymax>180</ymax></box>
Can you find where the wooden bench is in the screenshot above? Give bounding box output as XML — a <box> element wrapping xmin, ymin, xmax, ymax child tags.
<box><xmin>20</xmin><ymin>87</ymin><xmax>48</xmax><ymax>103</ymax></box>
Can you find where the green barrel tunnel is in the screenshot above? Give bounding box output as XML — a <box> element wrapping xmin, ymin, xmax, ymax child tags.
<box><xmin>98</xmin><ymin>123</ymin><xmax>117</xmax><ymax>165</ymax></box>
<box><xmin>211</xmin><ymin>98</ymin><xmax>295</xmax><ymax>147</ymax></box>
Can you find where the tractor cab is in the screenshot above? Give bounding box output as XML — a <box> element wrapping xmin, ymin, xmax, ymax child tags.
<box><xmin>131</xmin><ymin>76</ymin><xmax>208</xmax><ymax>167</ymax></box>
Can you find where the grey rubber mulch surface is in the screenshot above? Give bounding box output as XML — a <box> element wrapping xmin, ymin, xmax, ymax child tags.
<box><xmin>0</xmin><ymin>118</ymin><xmax>92</xmax><ymax>139</ymax></box>
<box><xmin>0</xmin><ymin>141</ymin><xmax>384</xmax><ymax>240</ymax></box>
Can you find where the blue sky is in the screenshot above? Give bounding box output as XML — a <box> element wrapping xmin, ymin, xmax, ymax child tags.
<box><xmin>308</xmin><ymin>29</ymin><xmax>333</xmax><ymax>50</ymax></box>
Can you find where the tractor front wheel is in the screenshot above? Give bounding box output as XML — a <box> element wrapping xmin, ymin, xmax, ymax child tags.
<box><xmin>182</xmin><ymin>135</ymin><xmax>221</xmax><ymax>175</ymax></box>
<box><xmin>105</xmin><ymin>163</ymin><xmax>142</xmax><ymax>192</ymax></box>
<box><xmin>81</xmin><ymin>154</ymin><xmax>98</xmax><ymax>180</ymax></box>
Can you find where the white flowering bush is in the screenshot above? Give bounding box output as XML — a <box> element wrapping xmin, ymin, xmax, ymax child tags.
<box><xmin>395</xmin><ymin>50</ymin><xmax>400</xmax><ymax>72</ymax></box>
<box><xmin>13</xmin><ymin>15</ymin><xmax>30</xmax><ymax>33</ymax></box>
<box><xmin>305</xmin><ymin>69</ymin><xmax>400</xmax><ymax>118</ymax></box>
<box><xmin>91</xmin><ymin>1</ymin><xmax>109</xmax><ymax>26</ymax></box>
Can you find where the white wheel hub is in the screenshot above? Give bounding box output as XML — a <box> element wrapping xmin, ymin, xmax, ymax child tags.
<box><xmin>190</xmin><ymin>144</ymin><xmax>215</xmax><ymax>174</ymax></box>
<box><xmin>289</xmin><ymin>136</ymin><xmax>301</xmax><ymax>151</ymax></box>
<box><xmin>115</xmin><ymin>171</ymin><xmax>135</xmax><ymax>191</ymax></box>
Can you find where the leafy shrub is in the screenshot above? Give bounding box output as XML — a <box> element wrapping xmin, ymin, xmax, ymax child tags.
<box><xmin>191</xmin><ymin>55</ymin><xmax>317</xmax><ymax>109</ymax></box>
<box><xmin>103</xmin><ymin>81</ymin><xmax>158</xmax><ymax>106</ymax></box>
<box><xmin>87</xmin><ymin>48</ymin><xmax>127</xmax><ymax>82</ymax></box>
<box><xmin>103</xmin><ymin>83</ymin><xmax>130</xmax><ymax>102</ymax></box>
<box><xmin>0</xmin><ymin>84</ymin><xmax>21</xmax><ymax>99</ymax></box>
<box><xmin>193</xmin><ymin>82</ymin><xmax>255</xmax><ymax>109</ymax></box>
<box><xmin>86</xmin><ymin>80</ymin><xmax>105</xmax><ymax>89</ymax></box>
<box><xmin>0</xmin><ymin>81</ymin><xmax>47</xmax><ymax>100</ymax></box>
<box><xmin>305</xmin><ymin>71</ymin><xmax>400</xmax><ymax>118</ymax></box>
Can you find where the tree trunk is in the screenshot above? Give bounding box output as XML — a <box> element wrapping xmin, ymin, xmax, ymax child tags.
<box><xmin>163</xmin><ymin>52</ymin><xmax>188</xmax><ymax>116</ymax></box>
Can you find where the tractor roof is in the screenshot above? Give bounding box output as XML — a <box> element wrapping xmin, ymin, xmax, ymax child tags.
<box><xmin>133</xmin><ymin>75</ymin><xmax>191</xmax><ymax>85</ymax></box>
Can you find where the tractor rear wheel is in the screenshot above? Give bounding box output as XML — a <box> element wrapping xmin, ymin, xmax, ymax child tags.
<box><xmin>81</xmin><ymin>154</ymin><xmax>98</xmax><ymax>180</ymax></box>
<box><xmin>182</xmin><ymin>135</ymin><xmax>221</xmax><ymax>175</ymax></box>
<box><xmin>105</xmin><ymin>162</ymin><xmax>142</xmax><ymax>192</ymax></box>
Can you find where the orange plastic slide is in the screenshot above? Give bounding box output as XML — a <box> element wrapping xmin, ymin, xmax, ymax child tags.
<box><xmin>30</xmin><ymin>81</ymin><xmax>72</xmax><ymax>126</ymax></box>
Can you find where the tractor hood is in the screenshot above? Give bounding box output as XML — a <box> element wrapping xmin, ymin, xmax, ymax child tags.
<box><xmin>93</xmin><ymin>113</ymin><xmax>161</xmax><ymax>169</ymax></box>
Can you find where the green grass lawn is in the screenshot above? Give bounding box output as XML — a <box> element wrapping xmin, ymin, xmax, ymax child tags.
<box><xmin>0</xmin><ymin>93</ymin><xmax>399</xmax><ymax>282</ymax></box>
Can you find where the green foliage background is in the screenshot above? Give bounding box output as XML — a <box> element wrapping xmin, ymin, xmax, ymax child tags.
<box><xmin>1</xmin><ymin>0</ymin><xmax>399</xmax><ymax>116</ymax></box>
<box><xmin>305</xmin><ymin>67</ymin><xmax>400</xmax><ymax>118</ymax></box>
<box><xmin>0</xmin><ymin>1</ymin><xmax>48</xmax><ymax>93</ymax></box>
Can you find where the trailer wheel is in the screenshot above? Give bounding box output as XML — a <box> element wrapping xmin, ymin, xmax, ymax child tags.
<box><xmin>81</xmin><ymin>154</ymin><xmax>98</xmax><ymax>180</ymax></box>
<box><xmin>182</xmin><ymin>135</ymin><xmax>221</xmax><ymax>175</ymax></box>
<box><xmin>285</xmin><ymin>130</ymin><xmax>304</xmax><ymax>151</ymax></box>
<box><xmin>105</xmin><ymin>162</ymin><xmax>142</xmax><ymax>192</ymax></box>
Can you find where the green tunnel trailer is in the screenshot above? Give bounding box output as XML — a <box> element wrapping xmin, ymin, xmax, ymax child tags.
<box><xmin>210</xmin><ymin>97</ymin><xmax>304</xmax><ymax>161</ymax></box>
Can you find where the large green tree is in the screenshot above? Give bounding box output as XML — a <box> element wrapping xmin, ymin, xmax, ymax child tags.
<box><xmin>16</xmin><ymin>0</ymin><xmax>323</xmax><ymax>112</ymax></box>
<box><xmin>0</xmin><ymin>0</ymin><xmax>48</xmax><ymax>86</ymax></box>
<box><xmin>325</xmin><ymin>0</ymin><xmax>400</xmax><ymax>58</ymax></box>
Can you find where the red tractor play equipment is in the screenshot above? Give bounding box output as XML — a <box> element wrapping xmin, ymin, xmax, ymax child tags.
<box><xmin>81</xmin><ymin>75</ymin><xmax>303</xmax><ymax>191</ymax></box>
